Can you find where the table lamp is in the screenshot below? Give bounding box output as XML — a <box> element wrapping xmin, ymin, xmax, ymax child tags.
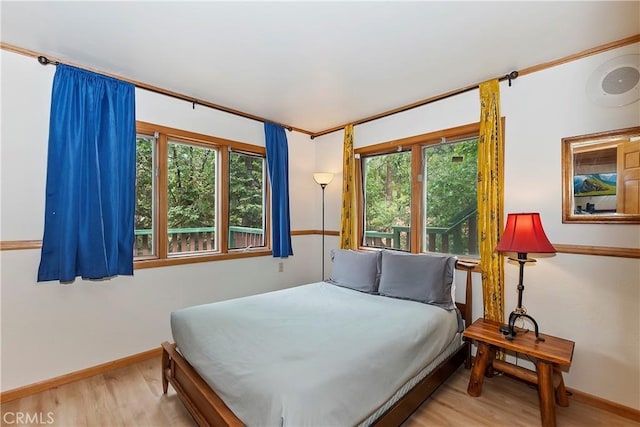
<box><xmin>495</xmin><ymin>213</ymin><xmax>556</xmax><ymax>341</ymax></box>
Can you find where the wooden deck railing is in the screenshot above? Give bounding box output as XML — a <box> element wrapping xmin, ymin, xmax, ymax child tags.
<box><xmin>134</xmin><ymin>226</ymin><xmax>264</xmax><ymax>256</ymax></box>
<box><xmin>364</xmin><ymin>209</ymin><xmax>478</xmax><ymax>255</ymax></box>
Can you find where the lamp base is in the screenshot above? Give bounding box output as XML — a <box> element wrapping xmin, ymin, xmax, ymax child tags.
<box><xmin>500</xmin><ymin>311</ymin><xmax>545</xmax><ymax>342</ymax></box>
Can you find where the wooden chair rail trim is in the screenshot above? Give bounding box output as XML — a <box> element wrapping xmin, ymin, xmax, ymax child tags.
<box><xmin>290</xmin><ymin>229</ymin><xmax>340</xmax><ymax>236</ymax></box>
<box><xmin>0</xmin><ymin>240</ymin><xmax>42</xmax><ymax>251</ymax></box>
<box><xmin>4</xmin><ymin>238</ymin><xmax>637</xmax><ymax>260</ymax></box>
<box><xmin>553</xmin><ymin>243</ymin><xmax>640</xmax><ymax>259</ymax></box>
<box><xmin>0</xmin><ymin>347</ymin><xmax>162</xmax><ymax>404</ymax></box>
<box><xmin>0</xmin><ymin>230</ymin><xmax>340</xmax><ymax>252</ymax></box>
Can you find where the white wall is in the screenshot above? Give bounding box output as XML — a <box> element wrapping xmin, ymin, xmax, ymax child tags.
<box><xmin>314</xmin><ymin>43</ymin><xmax>640</xmax><ymax>409</ymax></box>
<box><xmin>0</xmin><ymin>50</ymin><xmax>320</xmax><ymax>391</ymax></box>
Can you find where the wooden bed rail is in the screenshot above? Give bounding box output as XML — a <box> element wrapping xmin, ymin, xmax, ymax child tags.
<box><xmin>162</xmin><ymin>342</ymin><xmax>243</xmax><ymax>427</ymax></box>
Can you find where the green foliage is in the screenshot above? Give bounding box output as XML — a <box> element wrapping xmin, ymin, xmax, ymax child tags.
<box><xmin>135</xmin><ymin>137</ymin><xmax>154</xmax><ymax>230</ymax></box>
<box><xmin>363</xmin><ymin>140</ymin><xmax>478</xmax><ymax>232</ymax></box>
<box><xmin>424</xmin><ymin>138</ymin><xmax>478</xmax><ymax>226</ymax></box>
<box><xmin>363</xmin><ymin>151</ymin><xmax>412</xmax><ymax>232</ymax></box>
<box><xmin>167</xmin><ymin>142</ymin><xmax>216</xmax><ymax>228</ymax></box>
<box><xmin>229</xmin><ymin>152</ymin><xmax>264</xmax><ymax>228</ymax></box>
<box><xmin>135</xmin><ymin>139</ymin><xmax>265</xmax><ymax>234</ymax></box>
<box><xmin>362</xmin><ymin>138</ymin><xmax>478</xmax><ymax>255</ymax></box>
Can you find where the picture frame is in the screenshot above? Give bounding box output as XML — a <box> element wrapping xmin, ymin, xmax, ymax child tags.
<box><xmin>562</xmin><ymin>126</ymin><xmax>640</xmax><ymax>224</ymax></box>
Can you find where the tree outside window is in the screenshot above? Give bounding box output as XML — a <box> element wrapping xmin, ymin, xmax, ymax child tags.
<box><xmin>360</xmin><ymin>124</ymin><xmax>480</xmax><ymax>258</ymax></box>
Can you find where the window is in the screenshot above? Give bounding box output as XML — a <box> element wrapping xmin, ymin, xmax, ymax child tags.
<box><xmin>135</xmin><ymin>135</ymin><xmax>155</xmax><ymax>257</ymax></box>
<box><xmin>167</xmin><ymin>141</ymin><xmax>217</xmax><ymax>253</ymax></box>
<box><xmin>422</xmin><ymin>137</ymin><xmax>478</xmax><ymax>256</ymax></box>
<box><xmin>362</xmin><ymin>151</ymin><xmax>412</xmax><ymax>251</ymax></box>
<box><xmin>134</xmin><ymin>122</ymin><xmax>269</xmax><ymax>268</ymax></box>
<box><xmin>228</xmin><ymin>151</ymin><xmax>266</xmax><ymax>249</ymax></box>
<box><xmin>359</xmin><ymin>123</ymin><xmax>481</xmax><ymax>258</ymax></box>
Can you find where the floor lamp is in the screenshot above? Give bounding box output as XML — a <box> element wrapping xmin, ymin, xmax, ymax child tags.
<box><xmin>313</xmin><ymin>172</ymin><xmax>334</xmax><ymax>281</ymax></box>
<box><xmin>495</xmin><ymin>212</ymin><xmax>556</xmax><ymax>341</ymax></box>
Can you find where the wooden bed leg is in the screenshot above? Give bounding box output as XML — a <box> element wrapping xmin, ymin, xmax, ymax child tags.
<box><xmin>162</xmin><ymin>344</ymin><xmax>170</xmax><ymax>394</ymax></box>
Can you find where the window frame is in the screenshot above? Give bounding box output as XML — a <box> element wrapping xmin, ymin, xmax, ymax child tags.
<box><xmin>227</xmin><ymin>148</ymin><xmax>268</xmax><ymax>250</ymax></box>
<box><xmin>134</xmin><ymin>121</ymin><xmax>271</xmax><ymax>269</ymax></box>
<box><xmin>361</xmin><ymin>150</ymin><xmax>414</xmax><ymax>251</ymax></box>
<box><xmin>356</xmin><ymin>122</ymin><xmax>485</xmax><ymax>261</ymax></box>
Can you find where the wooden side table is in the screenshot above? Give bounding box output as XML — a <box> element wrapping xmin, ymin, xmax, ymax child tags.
<box><xmin>463</xmin><ymin>318</ymin><xmax>575</xmax><ymax>427</ymax></box>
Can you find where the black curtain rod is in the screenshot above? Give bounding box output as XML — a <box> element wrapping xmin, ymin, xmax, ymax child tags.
<box><xmin>36</xmin><ymin>55</ymin><xmax>299</xmax><ymax>133</ymax></box>
<box><xmin>38</xmin><ymin>55</ymin><xmax>518</xmax><ymax>138</ymax></box>
<box><xmin>38</xmin><ymin>56</ymin><xmax>58</xmax><ymax>66</ymax></box>
<box><xmin>309</xmin><ymin>70</ymin><xmax>519</xmax><ymax>139</ymax></box>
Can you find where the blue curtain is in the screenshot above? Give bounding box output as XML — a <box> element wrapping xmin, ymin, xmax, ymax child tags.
<box><xmin>38</xmin><ymin>65</ymin><xmax>136</xmax><ymax>282</ymax></box>
<box><xmin>264</xmin><ymin>122</ymin><xmax>293</xmax><ymax>258</ymax></box>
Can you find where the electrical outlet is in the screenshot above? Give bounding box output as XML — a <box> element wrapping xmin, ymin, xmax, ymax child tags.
<box><xmin>278</xmin><ymin>262</ymin><xmax>284</xmax><ymax>272</ymax></box>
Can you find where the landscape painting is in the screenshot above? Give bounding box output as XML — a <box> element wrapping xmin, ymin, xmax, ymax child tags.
<box><xmin>573</xmin><ymin>173</ymin><xmax>617</xmax><ymax>196</ymax></box>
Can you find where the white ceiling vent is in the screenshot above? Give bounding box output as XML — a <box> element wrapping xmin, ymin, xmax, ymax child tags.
<box><xmin>586</xmin><ymin>54</ymin><xmax>640</xmax><ymax>107</ymax></box>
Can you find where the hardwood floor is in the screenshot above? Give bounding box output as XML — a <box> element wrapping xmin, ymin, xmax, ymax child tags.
<box><xmin>2</xmin><ymin>357</ymin><xmax>637</xmax><ymax>426</ymax></box>
<box><xmin>403</xmin><ymin>369</ymin><xmax>638</xmax><ymax>427</ymax></box>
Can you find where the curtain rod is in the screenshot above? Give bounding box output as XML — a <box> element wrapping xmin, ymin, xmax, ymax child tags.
<box><xmin>309</xmin><ymin>71</ymin><xmax>518</xmax><ymax>139</ymax></box>
<box><xmin>33</xmin><ymin>53</ymin><xmax>312</xmax><ymax>135</ymax></box>
<box><xmin>7</xmin><ymin>33</ymin><xmax>637</xmax><ymax>141</ymax></box>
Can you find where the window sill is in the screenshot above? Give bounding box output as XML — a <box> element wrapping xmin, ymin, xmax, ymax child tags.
<box><xmin>134</xmin><ymin>248</ymin><xmax>272</xmax><ymax>269</ymax></box>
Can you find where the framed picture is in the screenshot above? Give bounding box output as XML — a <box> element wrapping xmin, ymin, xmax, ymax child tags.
<box><xmin>573</xmin><ymin>173</ymin><xmax>616</xmax><ymax>196</ymax></box>
<box><xmin>562</xmin><ymin>126</ymin><xmax>640</xmax><ymax>223</ymax></box>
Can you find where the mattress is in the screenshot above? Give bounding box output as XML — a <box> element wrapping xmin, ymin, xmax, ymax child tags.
<box><xmin>171</xmin><ymin>282</ymin><xmax>460</xmax><ymax>427</ymax></box>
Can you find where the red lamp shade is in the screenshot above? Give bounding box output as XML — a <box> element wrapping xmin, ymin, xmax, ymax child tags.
<box><xmin>495</xmin><ymin>213</ymin><xmax>556</xmax><ymax>254</ymax></box>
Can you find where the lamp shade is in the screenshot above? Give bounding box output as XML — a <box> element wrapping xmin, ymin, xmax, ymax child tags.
<box><xmin>313</xmin><ymin>172</ymin><xmax>334</xmax><ymax>186</ymax></box>
<box><xmin>495</xmin><ymin>213</ymin><xmax>556</xmax><ymax>254</ymax></box>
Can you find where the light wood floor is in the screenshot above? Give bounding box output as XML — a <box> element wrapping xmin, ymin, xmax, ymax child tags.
<box><xmin>2</xmin><ymin>356</ymin><xmax>637</xmax><ymax>426</ymax></box>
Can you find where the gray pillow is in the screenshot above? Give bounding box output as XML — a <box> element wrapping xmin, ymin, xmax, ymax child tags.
<box><xmin>329</xmin><ymin>249</ymin><xmax>381</xmax><ymax>293</ymax></box>
<box><xmin>378</xmin><ymin>250</ymin><xmax>456</xmax><ymax>309</ymax></box>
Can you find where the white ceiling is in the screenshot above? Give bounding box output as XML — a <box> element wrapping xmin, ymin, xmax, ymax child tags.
<box><xmin>1</xmin><ymin>1</ymin><xmax>639</xmax><ymax>133</ymax></box>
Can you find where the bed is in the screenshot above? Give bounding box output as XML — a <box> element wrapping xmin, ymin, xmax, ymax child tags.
<box><xmin>162</xmin><ymin>250</ymin><xmax>475</xmax><ymax>426</ymax></box>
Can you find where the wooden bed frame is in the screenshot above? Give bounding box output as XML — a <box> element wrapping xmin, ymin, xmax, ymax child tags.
<box><xmin>162</xmin><ymin>262</ymin><xmax>476</xmax><ymax>427</ymax></box>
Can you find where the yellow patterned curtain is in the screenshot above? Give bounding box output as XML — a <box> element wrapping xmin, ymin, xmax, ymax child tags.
<box><xmin>477</xmin><ymin>80</ymin><xmax>505</xmax><ymax>323</ymax></box>
<box><xmin>340</xmin><ymin>124</ymin><xmax>358</xmax><ymax>249</ymax></box>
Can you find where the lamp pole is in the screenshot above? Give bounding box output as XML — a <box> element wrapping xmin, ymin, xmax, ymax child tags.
<box><xmin>320</xmin><ymin>183</ymin><xmax>327</xmax><ymax>281</ymax></box>
<box><xmin>313</xmin><ymin>172</ymin><xmax>334</xmax><ymax>281</ymax></box>
<box><xmin>499</xmin><ymin>252</ymin><xmax>543</xmax><ymax>341</ymax></box>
